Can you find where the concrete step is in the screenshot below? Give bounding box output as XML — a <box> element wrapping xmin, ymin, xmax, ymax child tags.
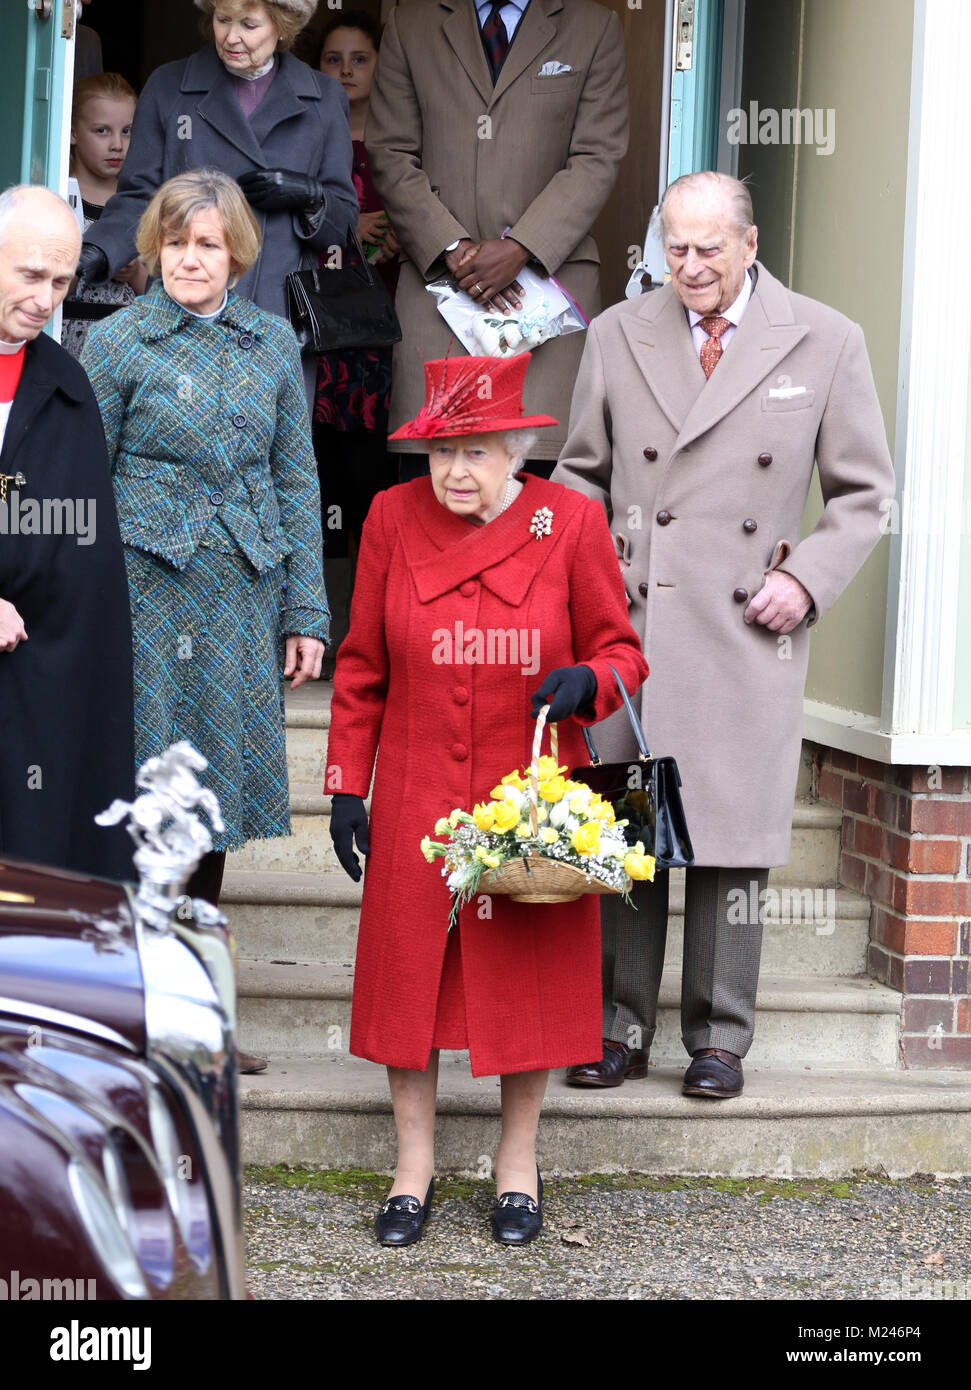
<box><xmin>229</xmin><ymin>785</ymin><xmax>842</xmax><ymax>883</ymax></box>
<box><xmin>222</xmin><ymin>870</ymin><xmax>871</xmax><ymax>977</ymax></box>
<box><xmin>236</xmin><ymin>961</ymin><xmax>901</xmax><ymax>1070</ymax></box>
<box><xmin>284</xmin><ymin>681</ymin><xmax>331</xmax><ymax>783</ymax></box>
<box><xmin>239</xmin><ymin>1056</ymin><xmax>971</xmax><ymax>1177</ymax></box>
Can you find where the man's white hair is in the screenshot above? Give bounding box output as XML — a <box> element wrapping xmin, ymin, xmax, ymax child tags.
<box><xmin>654</xmin><ymin>171</ymin><xmax>755</xmax><ymax>242</ymax></box>
<box><xmin>0</xmin><ymin>184</ymin><xmax>79</xmax><ymax>246</ymax></box>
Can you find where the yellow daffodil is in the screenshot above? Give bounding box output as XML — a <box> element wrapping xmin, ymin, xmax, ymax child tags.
<box><xmin>492</xmin><ymin>802</ymin><xmax>519</xmax><ymax>833</ymax></box>
<box><xmin>539</xmin><ymin>775</ymin><xmax>568</xmax><ymax>803</ymax></box>
<box><xmin>624</xmin><ymin>850</ymin><xmax>656</xmax><ymax>881</ymax></box>
<box><xmin>588</xmin><ymin>799</ymin><xmax>616</xmax><ymax>825</ymax></box>
<box><xmin>472</xmin><ymin>802</ymin><xmax>495</xmax><ymax>832</ymax></box>
<box><xmin>500</xmin><ymin>771</ymin><xmax>527</xmax><ymax>791</ymax></box>
<box><xmin>571</xmin><ymin>822</ymin><xmax>602</xmax><ymax>857</ymax></box>
<box><xmin>539</xmin><ymin>827</ymin><xmax>559</xmax><ymax>845</ymax></box>
<box><xmin>535</xmin><ymin>756</ymin><xmax>567</xmax><ymax>780</ymax></box>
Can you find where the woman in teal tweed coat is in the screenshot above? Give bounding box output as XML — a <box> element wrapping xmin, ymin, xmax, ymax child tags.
<box><xmin>82</xmin><ymin>169</ymin><xmax>328</xmax><ymax>904</ymax></box>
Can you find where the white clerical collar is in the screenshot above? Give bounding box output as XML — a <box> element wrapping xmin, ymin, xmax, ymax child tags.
<box><xmin>226</xmin><ymin>55</ymin><xmax>277</xmax><ymax>81</ymax></box>
<box><xmin>183</xmin><ymin>290</ymin><xmax>229</xmax><ymax>320</ymax></box>
<box><xmin>0</xmin><ymin>337</ymin><xmax>27</xmax><ymax>354</ymax></box>
<box><xmin>687</xmin><ymin>267</ymin><xmax>753</xmax><ymax>329</ymax></box>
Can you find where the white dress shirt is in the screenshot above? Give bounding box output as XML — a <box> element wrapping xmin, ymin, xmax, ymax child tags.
<box><xmin>475</xmin><ymin>0</ymin><xmax>530</xmax><ymax>40</ymax></box>
<box><xmin>687</xmin><ymin>268</ymin><xmax>753</xmax><ymax>360</ymax></box>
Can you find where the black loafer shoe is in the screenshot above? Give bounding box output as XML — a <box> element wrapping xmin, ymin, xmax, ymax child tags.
<box><xmin>566</xmin><ymin>1039</ymin><xmax>648</xmax><ymax>1087</ymax></box>
<box><xmin>374</xmin><ymin>1179</ymin><xmax>434</xmax><ymax>1246</ymax></box>
<box><xmin>682</xmin><ymin>1048</ymin><xmax>744</xmax><ymax>1099</ymax></box>
<box><xmin>492</xmin><ymin>1167</ymin><xmax>543</xmax><ymax>1245</ymax></box>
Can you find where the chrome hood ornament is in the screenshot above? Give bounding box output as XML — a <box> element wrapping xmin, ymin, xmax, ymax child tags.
<box><xmin>96</xmin><ymin>741</ymin><xmax>225</xmax><ymax>932</ymax></box>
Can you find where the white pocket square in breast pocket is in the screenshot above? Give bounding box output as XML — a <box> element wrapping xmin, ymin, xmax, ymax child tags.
<box><xmin>537</xmin><ymin>60</ymin><xmax>574</xmax><ymax>75</ymax></box>
<box><xmin>767</xmin><ymin>385</ymin><xmax>808</xmax><ymax>399</ymax></box>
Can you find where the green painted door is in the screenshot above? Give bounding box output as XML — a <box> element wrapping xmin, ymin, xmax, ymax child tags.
<box><xmin>668</xmin><ymin>0</ymin><xmax>724</xmax><ymax>181</ymax></box>
<box><xmin>0</xmin><ymin>0</ymin><xmax>74</xmax><ymax>193</ymax></box>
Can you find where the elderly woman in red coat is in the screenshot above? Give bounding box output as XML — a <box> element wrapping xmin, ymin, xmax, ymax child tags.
<box><xmin>325</xmin><ymin>353</ymin><xmax>648</xmax><ymax>1247</ymax></box>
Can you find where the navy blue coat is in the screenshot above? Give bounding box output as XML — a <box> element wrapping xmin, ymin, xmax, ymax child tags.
<box><xmin>84</xmin><ymin>44</ymin><xmax>358</xmax><ymax>324</ymax></box>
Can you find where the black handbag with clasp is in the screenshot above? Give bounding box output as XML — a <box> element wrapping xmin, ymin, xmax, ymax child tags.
<box><xmin>570</xmin><ymin>664</ymin><xmax>694</xmax><ymax>870</ymax></box>
<box><xmin>284</xmin><ymin>230</ymin><xmax>402</xmax><ymax>353</ymax></box>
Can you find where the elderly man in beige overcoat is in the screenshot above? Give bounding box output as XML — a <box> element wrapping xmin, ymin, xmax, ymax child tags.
<box><xmin>553</xmin><ymin>171</ymin><xmax>895</xmax><ymax>1098</ymax></box>
<box><xmin>365</xmin><ymin>0</ymin><xmax>629</xmax><ymax>473</ymax></box>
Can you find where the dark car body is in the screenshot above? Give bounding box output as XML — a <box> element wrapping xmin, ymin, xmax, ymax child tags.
<box><xmin>0</xmin><ymin>856</ymin><xmax>244</xmax><ymax>1301</ymax></box>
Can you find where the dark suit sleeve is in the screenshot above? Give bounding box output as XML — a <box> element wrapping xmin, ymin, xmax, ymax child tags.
<box><xmin>507</xmin><ymin>10</ymin><xmax>629</xmax><ymax>275</ymax></box>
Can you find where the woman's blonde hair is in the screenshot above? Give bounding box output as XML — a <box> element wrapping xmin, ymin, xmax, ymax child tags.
<box><xmin>198</xmin><ymin>0</ymin><xmax>305</xmax><ymax>51</ymax></box>
<box><xmin>136</xmin><ymin>169</ymin><xmax>261</xmax><ymax>282</ymax></box>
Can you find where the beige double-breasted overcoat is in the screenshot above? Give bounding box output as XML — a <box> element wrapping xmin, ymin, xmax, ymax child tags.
<box><xmin>365</xmin><ymin>0</ymin><xmax>629</xmax><ymax>459</ymax></box>
<box><xmin>553</xmin><ymin>262</ymin><xmax>896</xmax><ymax>866</ymax></box>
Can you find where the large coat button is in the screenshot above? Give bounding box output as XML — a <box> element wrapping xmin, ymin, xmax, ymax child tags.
<box><xmin>451</xmin><ymin>743</ymin><xmax>469</xmax><ymax>761</ymax></box>
<box><xmin>758</xmin><ymin>452</ymin><xmax>772</xmax><ymax>467</ymax></box>
<box><xmin>209</xmin><ymin>490</ymin><xmax>224</xmax><ymax>506</ymax></box>
<box><xmin>459</xmin><ymin>581</ymin><xmax>477</xmax><ymax>597</ymax></box>
<box><xmin>638</xmin><ymin>581</ymin><xmax>649</xmax><ymax>597</ymax></box>
<box><xmin>743</xmin><ymin>518</ymin><xmax>758</xmax><ymax>533</ymax></box>
<box><xmin>238</xmin><ymin>333</ymin><xmax>254</xmax><ymax>350</ymax></box>
<box><xmin>452</xmin><ymin>686</ymin><xmax>469</xmax><ymax>705</ymax></box>
<box><xmin>642</xmin><ymin>446</ymin><xmax>658</xmax><ymax>461</ymax></box>
<box><xmin>656</xmin><ymin>510</ymin><xmax>672</xmax><ymax>526</ymax></box>
<box><xmin>733</xmin><ymin>587</ymin><xmax>749</xmax><ymax>603</ymax></box>
<box><xmin>233</xmin><ymin>412</ymin><xmax>247</xmax><ymax>428</ymax></box>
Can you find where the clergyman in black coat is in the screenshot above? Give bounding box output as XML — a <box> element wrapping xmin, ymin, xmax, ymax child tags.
<box><xmin>0</xmin><ymin>186</ymin><xmax>134</xmax><ymax>881</ymax></box>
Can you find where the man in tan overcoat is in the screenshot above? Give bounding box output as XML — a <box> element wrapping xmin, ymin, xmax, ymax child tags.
<box><xmin>365</xmin><ymin>0</ymin><xmax>629</xmax><ymax>472</ymax></box>
<box><xmin>553</xmin><ymin>171</ymin><xmax>895</xmax><ymax>1098</ymax></box>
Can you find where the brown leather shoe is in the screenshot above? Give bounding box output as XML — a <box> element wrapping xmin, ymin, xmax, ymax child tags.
<box><xmin>566</xmin><ymin>1039</ymin><xmax>648</xmax><ymax>1087</ymax></box>
<box><xmin>237</xmin><ymin>1049</ymin><xmax>268</xmax><ymax>1075</ymax></box>
<box><xmin>682</xmin><ymin>1047</ymin><xmax>743</xmax><ymax>1098</ymax></box>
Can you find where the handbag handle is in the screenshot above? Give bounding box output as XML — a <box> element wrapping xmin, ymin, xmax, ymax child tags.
<box><xmin>527</xmin><ymin>704</ymin><xmax>559</xmax><ymax>835</ymax></box>
<box><xmin>581</xmin><ymin>663</ymin><xmax>651</xmax><ymax>766</ymax></box>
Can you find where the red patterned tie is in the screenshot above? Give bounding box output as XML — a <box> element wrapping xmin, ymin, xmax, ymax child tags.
<box><xmin>698</xmin><ymin>315</ymin><xmax>732</xmax><ymax>379</ymax></box>
<box><xmin>482</xmin><ymin>2</ymin><xmax>509</xmax><ymax>81</ymax></box>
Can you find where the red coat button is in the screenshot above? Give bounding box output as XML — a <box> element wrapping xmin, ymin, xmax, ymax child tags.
<box><xmin>453</xmin><ymin>686</ymin><xmax>469</xmax><ymax>704</ymax></box>
<box><xmin>643</xmin><ymin>446</ymin><xmax>658</xmax><ymax>461</ymax></box>
<box><xmin>451</xmin><ymin>743</ymin><xmax>469</xmax><ymax>761</ymax></box>
<box><xmin>459</xmin><ymin>581</ymin><xmax>477</xmax><ymax>597</ymax></box>
<box><xmin>733</xmin><ymin>588</ymin><xmax>749</xmax><ymax>603</ymax></box>
<box><xmin>656</xmin><ymin>510</ymin><xmax>672</xmax><ymax>526</ymax></box>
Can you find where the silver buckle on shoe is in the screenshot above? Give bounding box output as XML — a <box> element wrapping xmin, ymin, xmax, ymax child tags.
<box><xmin>498</xmin><ymin>1193</ymin><xmax>537</xmax><ymax>1213</ymax></box>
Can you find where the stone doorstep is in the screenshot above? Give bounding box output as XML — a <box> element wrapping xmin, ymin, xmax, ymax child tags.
<box><xmin>239</xmin><ymin>1058</ymin><xmax>971</xmax><ymax>1177</ymax></box>
<box><xmin>229</xmin><ymin>789</ymin><xmax>843</xmax><ymax>883</ymax></box>
<box><xmin>235</xmin><ymin>961</ymin><xmax>902</xmax><ymax>1070</ymax></box>
<box><xmin>221</xmin><ymin>869</ymin><xmax>871</xmax><ymax>977</ymax></box>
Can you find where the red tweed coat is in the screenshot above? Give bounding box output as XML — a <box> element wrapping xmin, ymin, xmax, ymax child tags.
<box><xmin>325</xmin><ymin>475</ymin><xmax>648</xmax><ymax>1076</ymax></box>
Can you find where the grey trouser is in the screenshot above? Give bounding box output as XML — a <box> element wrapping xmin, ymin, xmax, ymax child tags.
<box><xmin>601</xmin><ymin>866</ymin><xmax>768</xmax><ymax>1059</ymax></box>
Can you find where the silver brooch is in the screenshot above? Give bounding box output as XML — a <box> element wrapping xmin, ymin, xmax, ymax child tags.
<box><xmin>529</xmin><ymin>506</ymin><xmax>554</xmax><ymax>541</ymax></box>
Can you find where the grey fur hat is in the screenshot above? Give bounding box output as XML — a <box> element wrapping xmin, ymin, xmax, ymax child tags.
<box><xmin>194</xmin><ymin>0</ymin><xmax>319</xmax><ymax>25</ymax></box>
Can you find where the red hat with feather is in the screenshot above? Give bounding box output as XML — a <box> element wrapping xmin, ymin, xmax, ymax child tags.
<box><xmin>388</xmin><ymin>353</ymin><xmax>558</xmax><ymax>440</ymax></box>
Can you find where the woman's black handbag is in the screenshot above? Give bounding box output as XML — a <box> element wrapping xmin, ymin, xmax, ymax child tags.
<box><xmin>284</xmin><ymin>231</ymin><xmax>402</xmax><ymax>353</ymax></box>
<box><xmin>570</xmin><ymin>665</ymin><xmax>694</xmax><ymax>870</ymax></box>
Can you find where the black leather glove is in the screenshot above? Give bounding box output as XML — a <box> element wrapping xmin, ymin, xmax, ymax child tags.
<box><xmin>76</xmin><ymin>243</ymin><xmax>109</xmax><ymax>288</ymax></box>
<box><xmin>329</xmin><ymin>793</ymin><xmax>370</xmax><ymax>882</ymax></box>
<box><xmin>530</xmin><ymin>665</ymin><xmax>597</xmax><ymax>721</ymax></box>
<box><xmin>237</xmin><ymin>168</ymin><xmax>325</xmax><ymax>214</ymax></box>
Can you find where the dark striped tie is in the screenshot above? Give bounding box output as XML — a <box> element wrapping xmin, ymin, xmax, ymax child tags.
<box><xmin>482</xmin><ymin>1</ymin><xmax>509</xmax><ymax>81</ymax></box>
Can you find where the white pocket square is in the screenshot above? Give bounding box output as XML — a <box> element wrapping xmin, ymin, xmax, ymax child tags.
<box><xmin>767</xmin><ymin>385</ymin><xmax>808</xmax><ymax>399</ymax></box>
<box><xmin>537</xmin><ymin>61</ymin><xmax>574</xmax><ymax>75</ymax></box>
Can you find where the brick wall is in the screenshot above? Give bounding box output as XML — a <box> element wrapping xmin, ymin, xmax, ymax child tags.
<box><xmin>812</xmin><ymin>749</ymin><xmax>971</xmax><ymax>1069</ymax></box>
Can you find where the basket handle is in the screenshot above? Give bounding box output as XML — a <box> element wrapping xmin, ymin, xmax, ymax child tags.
<box><xmin>527</xmin><ymin>704</ymin><xmax>559</xmax><ymax>835</ymax></box>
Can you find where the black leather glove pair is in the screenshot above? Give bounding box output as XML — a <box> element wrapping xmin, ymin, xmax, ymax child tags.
<box><xmin>76</xmin><ymin>243</ymin><xmax>109</xmax><ymax>289</ymax></box>
<box><xmin>330</xmin><ymin>793</ymin><xmax>370</xmax><ymax>882</ymax></box>
<box><xmin>529</xmin><ymin>664</ymin><xmax>597</xmax><ymax>721</ymax></box>
<box><xmin>237</xmin><ymin>168</ymin><xmax>325</xmax><ymax>215</ymax></box>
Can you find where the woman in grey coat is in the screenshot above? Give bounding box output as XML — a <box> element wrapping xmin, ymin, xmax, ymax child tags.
<box><xmin>77</xmin><ymin>0</ymin><xmax>357</xmax><ymax>400</ymax></box>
